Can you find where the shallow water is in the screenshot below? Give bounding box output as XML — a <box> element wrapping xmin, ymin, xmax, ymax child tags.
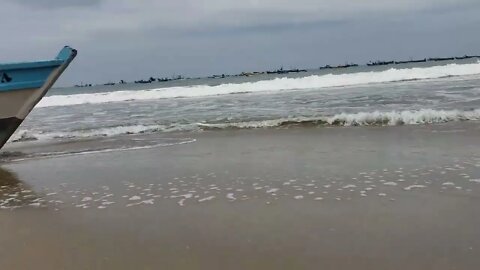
<box><xmin>1</xmin><ymin>124</ymin><xmax>480</xmax><ymax>269</ymax></box>
<box><xmin>4</xmin><ymin>59</ymin><xmax>480</xmax><ymax>154</ymax></box>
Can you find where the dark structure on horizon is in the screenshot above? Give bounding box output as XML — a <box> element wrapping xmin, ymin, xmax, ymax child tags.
<box><xmin>75</xmin><ymin>53</ymin><xmax>480</xmax><ymax>87</ymax></box>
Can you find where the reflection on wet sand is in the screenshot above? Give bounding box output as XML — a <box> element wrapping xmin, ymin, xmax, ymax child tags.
<box><xmin>0</xmin><ymin>167</ymin><xmax>44</xmax><ymax>209</ymax></box>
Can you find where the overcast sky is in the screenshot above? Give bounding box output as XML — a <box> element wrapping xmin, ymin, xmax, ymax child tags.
<box><xmin>1</xmin><ymin>0</ymin><xmax>480</xmax><ymax>85</ymax></box>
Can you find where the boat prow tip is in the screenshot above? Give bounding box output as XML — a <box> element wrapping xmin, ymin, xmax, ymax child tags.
<box><xmin>56</xmin><ymin>46</ymin><xmax>77</xmax><ymax>62</ymax></box>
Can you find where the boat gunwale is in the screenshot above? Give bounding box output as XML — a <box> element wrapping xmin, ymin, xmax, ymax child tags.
<box><xmin>0</xmin><ymin>60</ymin><xmax>64</xmax><ymax>72</ymax></box>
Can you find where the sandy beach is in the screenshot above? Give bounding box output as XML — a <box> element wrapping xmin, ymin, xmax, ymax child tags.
<box><xmin>1</xmin><ymin>122</ymin><xmax>480</xmax><ymax>269</ymax></box>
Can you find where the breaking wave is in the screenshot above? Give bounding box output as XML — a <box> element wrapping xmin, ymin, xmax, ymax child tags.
<box><xmin>10</xmin><ymin>124</ymin><xmax>168</xmax><ymax>143</ymax></box>
<box><xmin>12</xmin><ymin>108</ymin><xmax>480</xmax><ymax>143</ymax></box>
<box><xmin>197</xmin><ymin>109</ymin><xmax>480</xmax><ymax>129</ymax></box>
<box><xmin>39</xmin><ymin>62</ymin><xmax>480</xmax><ymax>108</ymax></box>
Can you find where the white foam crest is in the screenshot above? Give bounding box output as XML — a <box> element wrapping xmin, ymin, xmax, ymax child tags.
<box><xmin>197</xmin><ymin>109</ymin><xmax>480</xmax><ymax>129</ymax></box>
<box><xmin>328</xmin><ymin>109</ymin><xmax>480</xmax><ymax>126</ymax></box>
<box><xmin>67</xmin><ymin>124</ymin><xmax>165</xmax><ymax>137</ymax></box>
<box><xmin>11</xmin><ymin>124</ymin><xmax>165</xmax><ymax>142</ymax></box>
<box><xmin>39</xmin><ymin>62</ymin><xmax>480</xmax><ymax>108</ymax></box>
<box><xmin>197</xmin><ymin>120</ymin><xmax>287</xmax><ymax>129</ymax></box>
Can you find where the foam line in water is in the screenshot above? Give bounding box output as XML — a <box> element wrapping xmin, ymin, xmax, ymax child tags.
<box><xmin>39</xmin><ymin>62</ymin><xmax>480</xmax><ymax>108</ymax></box>
<box><xmin>7</xmin><ymin>138</ymin><xmax>197</xmax><ymax>163</ymax></box>
<box><xmin>10</xmin><ymin>124</ymin><xmax>166</xmax><ymax>142</ymax></box>
<box><xmin>197</xmin><ymin>109</ymin><xmax>480</xmax><ymax>129</ymax></box>
<box><xmin>10</xmin><ymin>109</ymin><xmax>480</xmax><ymax>143</ymax></box>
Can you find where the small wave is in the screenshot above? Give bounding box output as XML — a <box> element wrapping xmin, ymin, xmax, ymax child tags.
<box><xmin>0</xmin><ymin>151</ymin><xmax>27</xmax><ymax>162</ymax></box>
<box><xmin>10</xmin><ymin>124</ymin><xmax>167</xmax><ymax>143</ymax></box>
<box><xmin>39</xmin><ymin>62</ymin><xmax>480</xmax><ymax>108</ymax></box>
<box><xmin>197</xmin><ymin>109</ymin><xmax>480</xmax><ymax>129</ymax></box>
<box><xmin>11</xmin><ymin>133</ymin><xmax>39</xmax><ymax>143</ymax></box>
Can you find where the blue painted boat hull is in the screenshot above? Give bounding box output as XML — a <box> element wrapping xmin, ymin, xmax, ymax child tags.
<box><xmin>0</xmin><ymin>46</ymin><xmax>77</xmax><ymax>150</ymax></box>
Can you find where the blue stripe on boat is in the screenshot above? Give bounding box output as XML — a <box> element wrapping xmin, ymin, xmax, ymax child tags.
<box><xmin>0</xmin><ymin>47</ymin><xmax>75</xmax><ymax>92</ymax></box>
<box><xmin>0</xmin><ymin>60</ymin><xmax>63</xmax><ymax>71</ymax></box>
<box><xmin>0</xmin><ymin>66</ymin><xmax>59</xmax><ymax>91</ymax></box>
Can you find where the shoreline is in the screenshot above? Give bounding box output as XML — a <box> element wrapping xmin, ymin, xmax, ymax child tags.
<box><xmin>2</xmin><ymin>120</ymin><xmax>479</xmax><ymax>164</ymax></box>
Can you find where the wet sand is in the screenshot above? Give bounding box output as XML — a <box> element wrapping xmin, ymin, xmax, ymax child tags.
<box><xmin>1</xmin><ymin>123</ymin><xmax>480</xmax><ymax>269</ymax></box>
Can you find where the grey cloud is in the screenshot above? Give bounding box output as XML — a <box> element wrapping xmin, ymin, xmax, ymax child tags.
<box><xmin>10</xmin><ymin>0</ymin><xmax>101</xmax><ymax>8</ymax></box>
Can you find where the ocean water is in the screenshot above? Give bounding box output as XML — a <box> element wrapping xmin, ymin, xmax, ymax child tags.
<box><xmin>8</xmin><ymin>59</ymin><xmax>480</xmax><ymax>146</ymax></box>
